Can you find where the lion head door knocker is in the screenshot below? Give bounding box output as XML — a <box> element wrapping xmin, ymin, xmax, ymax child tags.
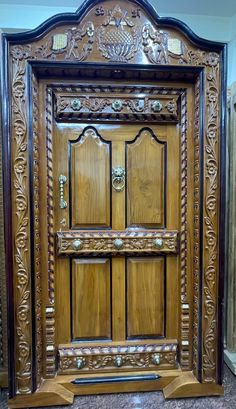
<box><xmin>112</xmin><ymin>166</ymin><xmax>126</xmax><ymax>192</ymax></box>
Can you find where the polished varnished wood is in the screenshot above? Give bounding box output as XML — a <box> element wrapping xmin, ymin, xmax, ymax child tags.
<box><xmin>127</xmin><ymin>129</ymin><xmax>166</xmax><ymax>228</ymax></box>
<box><xmin>2</xmin><ymin>0</ymin><xmax>226</xmax><ymax>406</ymax></box>
<box><xmin>72</xmin><ymin>258</ymin><xmax>111</xmax><ymax>340</ymax></box>
<box><xmin>54</xmin><ymin>119</ymin><xmax>180</xmax><ymax>350</ymax></box>
<box><xmin>70</xmin><ymin>128</ymin><xmax>111</xmax><ymax>228</ymax></box>
<box><xmin>127</xmin><ymin>257</ymin><xmax>165</xmax><ymax>338</ymax></box>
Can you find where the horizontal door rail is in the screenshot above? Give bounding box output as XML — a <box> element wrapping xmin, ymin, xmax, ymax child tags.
<box><xmin>56</xmin><ymin>230</ymin><xmax>179</xmax><ymax>256</ymax></box>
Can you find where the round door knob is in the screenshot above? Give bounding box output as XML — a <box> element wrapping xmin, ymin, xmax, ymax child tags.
<box><xmin>76</xmin><ymin>357</ymin><xmax>86</xmax><ymax>369</ymax></box>
<box><xmin>72</xmin><ymin>239</ymin><xmax>83</xmax><ymax>250</ymax></box>
<box><xmin>153</xmin><ymin>238</ymin><xmax>163</xmax><ymax>249</ymax></box>
<box><xmin>114</xmin><ymin>355</ymin><xmax>123</xmax><ymax>367</ymax></box>
<box><xmin>152</xmin><ymin>353</ymin><xmax>161</xmax><ymax>366</ymax></box>
<box><xmin>114</xmin><ymin>238</ymin><xmax>124</xmax><ymax>250</ymax></box>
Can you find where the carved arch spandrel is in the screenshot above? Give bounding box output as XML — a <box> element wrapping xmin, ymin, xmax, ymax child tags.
<box><xmin>3</xmin><ymin>0</ymin><xmax>226</xmax><ymax>397</ymax></box>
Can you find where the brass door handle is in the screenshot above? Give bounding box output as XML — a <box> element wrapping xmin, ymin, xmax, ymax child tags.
<box><xmin>59</xmin><ymin>174</ymin><xmax>67</xmax><ymax>209</ymax></box>
<box><xmin>112</xmin><ymin>166</ymin><xmax>125</xmax><ymax>192</ymax></box>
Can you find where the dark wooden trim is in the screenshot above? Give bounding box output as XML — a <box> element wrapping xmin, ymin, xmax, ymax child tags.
<box><xmin>0</xmin><ymin>34</ymin><xmax>15</xmax><ymax>398</ymax></box>
<box><xmin>2</xmin><ymin>0</ymin><xmax>226</xmax><ymax>53</ymax></box>
<box><xmin>218</xmin><ymin>43</ymin><xmax>228</xmax><ymax>385</ymax></box>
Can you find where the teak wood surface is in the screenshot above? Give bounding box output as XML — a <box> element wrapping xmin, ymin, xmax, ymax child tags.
<box><xmin>1</xmin><ymin>0</ymin><xmax>226</xmax><ymax>407</ymax></box>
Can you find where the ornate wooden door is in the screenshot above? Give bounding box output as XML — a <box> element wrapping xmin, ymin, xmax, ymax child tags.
<box><xmin>2</xmin><ymin>0</ymin><xmax>226</xmax><ymax>407</ymax></box>
<box><xmin>53</xmin><ymin>85</ymin><xmax>182</xmax><ymax>375</ymax></box>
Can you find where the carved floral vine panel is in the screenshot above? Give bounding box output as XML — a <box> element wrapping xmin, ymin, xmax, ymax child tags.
<box><xmin>4</xmin><ymin>0</ymin><xmax>225</xmax><ymax>396</ymax></box>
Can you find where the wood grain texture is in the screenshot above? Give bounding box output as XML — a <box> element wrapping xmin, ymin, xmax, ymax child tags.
<box><xmin>70</xmin><ymin>128</ymin><xmax>111</xmax><ymax>228</ymax></box>
<box><xmin>127</xmin><ymin>129</ymin><xmax>166</xmax><ymax>228</ymax></box>
<box><xmin>127</xmin><ymin>257</ymin><xmax>165</xmax><ymax>338</ymax></box>
<box><xmin>163</xmin><ymin>372</ymin><xmax>224</xmax><ymax>398</ymax></box>
<box><xmin>72</xmin><ymin>259</ymin><xmax>111</xmax><ymax>340</ymax></box>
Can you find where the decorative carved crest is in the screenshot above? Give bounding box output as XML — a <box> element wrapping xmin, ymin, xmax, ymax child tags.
<box><xmin>96</xmin><ymin>5</ymin><xmax>140</xmax><ymax>61</ymax></box>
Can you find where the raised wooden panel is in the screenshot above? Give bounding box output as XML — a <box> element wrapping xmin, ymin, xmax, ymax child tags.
<box><xmin>126</xmin><ymin>128</ymin><xmax>166</xmax><ymax>228</ymax></box>
<box><xmin>69</xmin><ymin>127</ymin><xmax>111</xmax><ymax>228</ymax></box>
<box><xmin>127</xmin><ymin>257</ymin><xmax>165</xmax><ymax>338</ymax></box>
<box><xmin>72</xmin><ymin>258</ymin><xmax>111</xmax><ymax>340</ymax></box>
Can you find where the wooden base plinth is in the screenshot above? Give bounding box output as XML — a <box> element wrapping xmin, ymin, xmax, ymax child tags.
<box><xmin>164</xmin><ymin>372</ymin><xmax>224</xmax><ymax>399</ymax></box>
<box><xmin>8</xmin><ymin>382</ymin><xmax>74</xmax><ymax>408</ymax></box>
<box><xmin>8</xmin><ymin>370</ymin><xmax>224</xmax><ymax>408</ymax></box>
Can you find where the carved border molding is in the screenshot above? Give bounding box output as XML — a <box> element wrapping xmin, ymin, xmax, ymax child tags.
<box><xmin>54</xmin><ymin>87</ymin><xmax>178</xmax><ymax>122</ymax></box>
<box><xmin>179</xmin><ymin>91</ymin><xmax>190</xmax><ymax>370</ymax></box>
<box><xmin>45</xmin><ymin>88</ymin><xmax>56</xmax><ymax>378</ymax></box>
<box><xmin>56</xmin><ymin>230</ymin><xmax>178</xmax><ymax>256</ymax></box>
<box><xmin>58</xmin><ymin>342</ymin><xmax>178</xmax><ymax>373</ymax></box>
<box><xmin>32</xmin><ymin>72</ymin><xmax>43</xmax><ymax>388</ymax></box>
<box><xmin>46</xmin><ymin>88</ymin><xmax>55</xmax><ymax>306</ymax></box>
<box><xmin>7</xmin><ymin>0</ymin><xmax>223</xmax><ymax>393</ymax></box>
<box><xmin>193</xmin><ymin>77</ymin><xmax>201</xmax><ymax>375</ymax></box>
<box><xmin>202</xmin><ymin>60</ymin><xmax>220</xmax><ymax>383</ymax></box>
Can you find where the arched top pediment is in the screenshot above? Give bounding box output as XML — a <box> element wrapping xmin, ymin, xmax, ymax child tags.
<box><xmin>4</xmin><ymin>0</ymin><xmax>225</xmax><ymax>67</ymax></box>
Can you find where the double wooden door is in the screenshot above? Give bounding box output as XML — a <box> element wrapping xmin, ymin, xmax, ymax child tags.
<box><xmin>47</xmin><ymin>80</ymin><xmax>193</xmax><ymax>378</ymax></box>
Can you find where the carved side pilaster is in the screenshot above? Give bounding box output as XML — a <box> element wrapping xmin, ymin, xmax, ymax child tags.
<box><xmin>11</xmin><ymin>47</ymin><xmax>33</xmax><ymax>394</ymax></box>
<box><xmin>202</xmin><ymin>62</ymin><xmax>220</xmax><ymax>383</ymax></box>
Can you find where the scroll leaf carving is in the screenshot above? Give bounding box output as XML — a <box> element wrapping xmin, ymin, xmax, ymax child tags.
<box><xmin>202</xmin><ymin>63</ymin><xmax>219</xmax><ymax>382</ymax></box>
<box><xmin>11</xmin><ymin>45</ymin><xmax>33</xmax><ymax>393</ymax></box>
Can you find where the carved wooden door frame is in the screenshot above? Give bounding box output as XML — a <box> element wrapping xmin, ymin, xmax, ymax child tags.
<box><xmin>1</xmin><ymin>0</ymin><xmax>227</xmax><ymax>406</ymax></box>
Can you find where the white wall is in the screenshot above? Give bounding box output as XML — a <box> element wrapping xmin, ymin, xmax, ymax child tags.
<box><xmin>0</xmin><ymin>3</ymin><xmax>235</xmax><ymax>84</ymax></box>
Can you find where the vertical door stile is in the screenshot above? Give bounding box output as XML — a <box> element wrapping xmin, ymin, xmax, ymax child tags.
<box><xmin>111</xmin><ymin>141</ymin><xmax>126</xmax><ymax>341</ymax></box>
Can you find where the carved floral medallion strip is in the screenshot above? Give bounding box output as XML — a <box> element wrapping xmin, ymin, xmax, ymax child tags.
<box><xmin>56</xmin><ymin>230</ymin><xmax>178</xmax><ymax>256</ymax></box>
<box><xmin>58</xmin><ymin>343</ymin><xmax>178</xmax><ymax>373</ymax></box>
